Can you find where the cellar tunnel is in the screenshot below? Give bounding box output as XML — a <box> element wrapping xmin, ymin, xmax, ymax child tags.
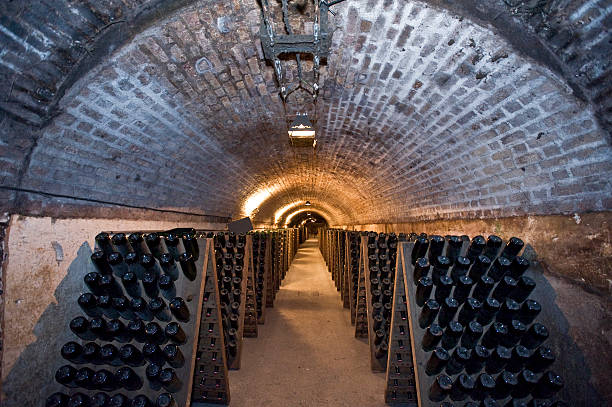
<box><xmin>0</xmin><ymin>0</ymin><xmax>611</xmax><ymax>406</ymax></box>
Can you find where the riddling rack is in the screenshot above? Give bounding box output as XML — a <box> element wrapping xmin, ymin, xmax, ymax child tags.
<box><xmin>393</xmin><ymin>234</ymin><xmax>567</xmax><ymax>406</ymax></box>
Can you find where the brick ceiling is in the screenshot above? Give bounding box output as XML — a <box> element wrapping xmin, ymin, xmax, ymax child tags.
<box><xmin>0</xmin><ymin>0</ymin><xmax>610</xmax><ymax>226</ymax></box>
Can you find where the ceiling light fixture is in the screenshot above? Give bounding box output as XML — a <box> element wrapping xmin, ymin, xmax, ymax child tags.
<box><xmin>305</xmin><ymin>200</ymin><xmax>312</xmax><ymax>206</ymax></box>
<box><xmin>288</xmin><ymin>113</ymin><xmax>316</xmax><ymax>147</ymax></box>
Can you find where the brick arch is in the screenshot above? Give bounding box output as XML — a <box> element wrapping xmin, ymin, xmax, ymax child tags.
<box><xmin>1</xmin><ymin>0</ymin><xmax>610</xmax><ymax>224</ymax></box>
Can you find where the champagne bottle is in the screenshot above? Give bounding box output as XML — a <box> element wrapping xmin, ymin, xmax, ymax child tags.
<box><xmin>508</xmin><ymin>256</ymin><xmax>530</xmax><ymax>280</ymax></box>
<box><xmin>451</xmin><ymin>256</ymin><xmax>471</xmax><ymax>284</ymax></box>
<box><xmin>98</xmin><ymin>274</ymin><xmax>122</xmax><ymax>297</ymax></box>
<box><xmin>533</xmin><ymin>371</ymin><xmax>564</xmax><ymax>399</ymax></box>
<box><xmin>149</xmin><ymin>297</ymin><xmax>171</xmax><ymax>322</ymax></box>
<box><xmin>100</xmin><ymin>344</ymin><xmax>121</xmax><ymax>366</ymax></box>
<box><xmin>500</xmin><ymin>237</ymin><xmax>524</xmax><ymax>259</ymax></box>
<box><xmin>107</xmin><ymin>318</ymin><xmax>132</xmax><ymax>343</ymax></box>
<box><xmin>117</xmin><ymin>366</ymin><xmax>143</xmax><ymax>391</ymax></box>
<box><xmin>527</xmin><ymin>345</ymin><xmax>555</xmax><ymax>372</ymax></box>
<box><xmin>518</xmin><ymin>299</ymin><xmax>541</xmax><ymax>325</ymax></box>
<box><xmin>468</xmin><ymin>255</ymin><xmax>491</xmax><ymax>281</ymax></box>
<box><xmin>441</xmin><ymin>321</ymin><xmax>463</xmax><ymax>350</ymax></box>
<box><xmin>145</xmin><ymin>233</ymin><xmax>164</xmax><ymax>258</ymax></box>
<box><xmin>461</xmin><ymin>320</ymin><xmax>483</xmax><ymax>349</ymax></box>
<box><xmin>414</xmin><ymin>257</ymin><xmax>430</xmax><ymax>282</ymax></box>
<box><xmin>146</xmin><ymin>363</ymin><xmax>163</xmax><ymax>391</ymax></box>
<box><xmin>446</xmin><ymin>236</ymin><xmax>463</xmax><ymax>265</ymax></box>
<box><xmin>108</xmin><ymin>252</ymin><xmax>128</xmax><ymax>277</ymax></box>
<box><xmin>432</xmin><ymin>256</ymin><xmax>451</xmax><ymax>285</ymax></box>
<box><xmin>46</xmin><ymin>392</ymin><xmax>69</xmax><ymax>407</ymax></box>
<box><xmin>78</xmin><ymin>293</ymin><xmax>101</xmax><ymax>317</ymax></box>
<box><xmin>121</xmin><ymin>271</ymin><xmax>141</xmax><ymax>298</ymax></box>
<box><xmin>127</xmin><ymin>319</ymin><xmax>147</xmax><ymax>343</ymax></box>
<box><xmin>505</xmin><ymin>345</ymin><xmax>531</xmax><ymax>373</ymax></box>
<box><xmin>142</xmin><ymin>272</ymin><xmax>159</xmax><ymax>298</ymax></box>
<box><xmin>412</xmin><ymin>236</ymin><xmax>429</xmax><ymax>265</ymax></box>
<box><xmin>111</xmin><ymin>233</ymin><xmax>131</xmax><ymax>257</ymax></box>
<box><xmin>453</xmin><ymin>275</ymin><xmax>473</xmax><ymax>304</ymax></box>
<box><xmin>438</xmin><ymin>298</ymin><xmax>459</xmax><ymax>328</ymax></box>
<box><xmin>130</xmin><ymin>297</ymin><xmax>153</xmax><ymax>321</ymax></box>
<box><xmin>484</xmin><ymin>235</ymin><xmax>502</xmax><ymax>261</ymax></box>
<box><xmin>145</xmin><ymin>322</ymin><xmax>166</xmax><ymax>345</ymax></box>
<box><xmin>119</xmin><ymin>344</ymin><xmax>144</xmax><ymax>367</ymax></box>
<box><xmin>61</xmin><ymin>341</ymin><xmax>84</xmax><ymax>364</ymax></box>
<box><xmin>429</xmin><ymin>374</ymin><xmax>452</xmax><ymax>402</ymax></box>
<box><xmin>428</xmin><ymin>235</ymin><xmax>445</xmax><ymax>264</ymax></box>
<box><xmin>132</xmin><ymin>395</ymin><xmax>153</xmax><ymax>407</ymax></box>
<box><xmin>91</xmin><ymin>250</ymin><xmax>112</xmax><ymax>275</ymax></box>
<box><xmin>178</xmin><ymin>252</ymin><xmax>197</xmax><ymax>281</ymax></box>
<box><xmin>159</xmin><ymin>368</ymin><xmax>181</xmax><ymax>392</ymax></box>
<box><xmin>55</xmin><ymin>365</ymin><xmax>77</xmax><ymax>388</ymax></box>
<box><xmin>493</xmin><ymin>371</ymin><xmax>517</xmax><ymax>399</ymax></box>
<box><xmin>485</xmin><ymin>346</ymin><xmax>511</xmax><ymax>374</ymax></box>
<box><xmin>487</xmin><ymin>257</ymin><xmax>511</xmax><ymax>282</ymax></box>
<box><xmin>450</xmin><ymin>373</ymin><xmax>475</xmax><ymax>402</ymax></box>
<box><xmin>109</xmin><ymin>394</ymin><xmax>131</xmax><ymax>407</ymax></box>
<box><xmin>82</xmin><ymin>342</ymin><xmax>102</xmax><ymax>365</ymax></box>
<box><xmin>422</xmin><ymin>323</ymin><xmax>443</xmax><ymax>351</ymax></box>
<box><xmin>466</xmin><ymin>236</ymin><xmax>486</xmax><ymax>262</ymax></box>
<box><xmin>156</xmin><ymin>393</ymin><xmax>177</xmax><ymax>407</ymax></box>
<box><xmin>164</xmin><ymin>233</ymin><xmax>181</xmax><ymax>261</ymax></box>
<box><xmin>95</xmin><ymin>232</ymin><xmax>114</xmax><ymax>256</ymax></box>
<box><xmin>165</xmin><ymin>322</ymin><xmax>187</xmax><ymax>345</ymax></box>
<box><xmin>465</xmin><ymin>345</ymin><xmax>490</xmax><ymax>374</ymax></box>
<box><xmin>128</xmin><ymin>233</ymin><xmax>147</xmax><ymax>257</ymax></box>
<box><xmin>481</xmin><ymin>322</ymin><xmax>508</xmax><ymax>349</ymax></box>
<box><xmin>506</xmin><ymin>319</ymin><xmax>527</xmax><ymax>347</ymax></box>
<box><xmin>496</xmin><ymin>298</ymin><xmax>520</xmax><ymax>324</ymax></box>
<box><xmin>182</xmin><ymin>233</ymin><xmax>199</xmax><ymax>261</ymax></box>
<box><xmin>520</xmin><ymin>323</ymin><xmax>549</xmax><ymax>349</ymax></box>
<box><xmin>425</xmin><ymin>347</ymin><xmax>450</xmax><ymax>375</ymax></box>
<box><xmin>511</xmin><ymin>369</ymin><xmax>538</xmax><ymax>398</ymax></box>
<box><xmin>509</xmin><ymin>275</ymin><xmax>536</xmax><ymax>303</ymax></box>
<box><xmin>160</xmin><ymin>253</ymin><xmax>179</xmax><ymax>281</ymax></box>
<box><xmin>68</xmin><ymin>393</ymin><xmax>91</xmax><ymax>406</ymax></box>
<box><xmin>419</xmin><ymin>299</ymin><xmax>440</xmax><ymax>329</ymax></box>
<box><xmin>112</xmin><ymin>296</ymin><xmax>136</xmax><ymax>321</ymax></box>
<box><xmin>477</xmin><ymin>298</ymin><xmax>501</xmax><ymax>325</ymax></box>
<box><xmin>491</xmin><ymin>276</ymin><xmax>517</xmax><ymax>302</ymax></box>
<box><xmin>446</xmin><ymin>346</ymin><xmax>471</xmax><ymax>375</ymax></box>
<box><xmin>84</xmin><ymin>272</ymin><xmax>103</xmax><ymax>295</ymax></box>
<box><xmin>472</xmin><ymin>373</ymin><xmax>495</xmax><ymax>401</ymax></box>
<box><xmin>126</xmin><ymin>251</ymin><xmax>145</xmax><ymax>279</ymax></box>
<box><xmin>416</xmin><ymin>277</ymin><xmax>433</xmax><ymax>306</ymax></box>
<box><xmin>169</xmin><ymin>297</ymin><xmax>190</xmax><ymax>322</ymax></box>
<box><xmin>159</xmin><ymin>274</ymin><xmax>176</xmax><ymax>300</ymax></box>
<box><xmin>163</xmin><ymin>344</ymin><xmax>185</xmax><ymax>368</ymax></box>
<box><xmin>458</xmin><ymin>298</ymin><xmax>482</xmax><ymax>326</ymax></box>
<box><xmin>70</xmin><ymin>316</ymin><xmax>96</xmax><ymax>341</ymax></box>
<box><xmin>92</xmin><ymin>369</ymin><xmax>117</xmax><ymax>391</ymax></box>
<box><xmin>434</xmin><ymin>275</ymin><xmax>453</xmax><ymax>304</ymax></box>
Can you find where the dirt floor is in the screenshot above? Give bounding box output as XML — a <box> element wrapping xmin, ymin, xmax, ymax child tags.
<box><xmin>229</xmin><ymin>239</ymin><xmax>387</xmax><ymax>406</ymax></box>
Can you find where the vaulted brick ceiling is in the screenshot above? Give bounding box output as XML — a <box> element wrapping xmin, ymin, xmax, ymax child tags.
<box><xmin>0</xmin><ymin>0</ymin><xmax>610</xmax><ymax>226</ymax></box>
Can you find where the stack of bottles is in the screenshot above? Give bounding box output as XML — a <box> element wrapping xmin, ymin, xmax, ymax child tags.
<box><xmin>409</xmin><ymin>234</ymin><xmax>565</xmax><ymax>406</ymax></box>
<box><xmin>46</xmin><ymin>231</ymin><xmax>199</xmax><ymax>407</ymax></box>
<box><xmin>251</xmin><ymin>232</ymin><xmax>268</xmax><ymax>323</ymax></box>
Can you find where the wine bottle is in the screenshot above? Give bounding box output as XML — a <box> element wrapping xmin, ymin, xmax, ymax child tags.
<box><xmin>533</xmin><ymin>371</ymin><xmax>564</xmax><ymax>399</ymax></box>
<box><xmin>46</xmin><ymin>392</ymin><xmax>69</xmax><ymax>407</ymax></box>
<box><xmin>500</xmin><ymin>237</ymin><xmax>524</xmax><ymax>259</ymax></box>
<box><xmin>146</xmin><ymin>363</ymin><xmax>163</xmax><ymax>391</ymax></box>
<box><xmin>485</xmin><ymin>346</ymin><xmax>511</xmax><ymax>374</ymax></box>
<box><xmin>472</xmin><ymin>373</ymin><xmax>495</xmax><ymax>401</ymax></box>
<box><xmin>496</xmin><ymin>298</ymin><xmax>520</xmax><ymax>324</ymax></box>
<box><xmin>160</xmin><ymin>253</ymin><xmax>179</xmax><ymax>281</ymax></box>
<box><xmin>520</xmin><ymin>323</ymin><xmax>549</xmax><ymax>349</ymax></box>
<box><xmin>438</xmin><ymin>298</ymin><xmax>460</xmax><ymax>328</ymax></box>
<box><xmin>95</xmin><ymin>232</ymin><xmax>114</xmax><ymax>256</ymax></box>
<box><xmin>130</xmin><ymin>297</ymin><xmax>153</xmax><ymax>321</ymax></box>
<box><xmin>461</xmin><ymin>320</ymin><xmax>483</xmax><ymax>349</ymax></box>
<box><xmin>412</xmin><ymin>236</ymin><xmax>429</xmax><ymax>265</ymax></box>
<box><xmin>127</xmin><ymin>319</ymin><xmax>147</xmax><ymax>343</ymax></box>
<box><xmin>432</xmin><ymin>256</ymin><xmax>451</xmax><ymax>285</ymax></box>
<box><xmin>465</xmin><ymin>345</ymin><xmax>490</xmax><ymax>374</ymax></box>
<box><xmin>163</xmin><ymin>344</ymin><xmax>185</xmax><ymax>368</ymax></box>
<box><xmin>70</xmin><ymin>316</ymin><xmax>96</xmax><ymax>341</ymax></box>
<box><xmin>156</xmin><ymin>393</ymin><xmax>177</xmax><ymax>407</ymax></box>
<box><xmin>120</xmin><ymin>344</ymin><xmax>145</xmax><ymax>367</ymax></box>
<box><xmin>158</xmin><ymin>274</ymin><xmax>176</xmax><ymax>300</ymax></box>
<box><xmin>145</xmin><ymin>233</ymin><xmax>164</xmax><ymax>258</ymax></box>
<box><xmin>468</xmin><ymin>255</ymin><xmax>491</xmax><ymax>281</ymax></box>
<box><xmin>98</xmin><ymin>274</ymin><xmax>122</xmax><ymax>297</ymax></box>
<box><xmin>477</xmin><ymin>298</ymin><xmax>501</xmax><ymax>325</ymax></box>
<box><xmin>483</xmin><ymin>235</ymin><xmax>502</xmax><ymax>261</ymax></box>
<box><xmin>434</xmin><ymin>275</ymin><xmax>453</xmax><ymax>304</ymax></box>
<box><xmin>506</xmin><ymin>319</ymin><xmax>527</xmax><ymax>347</ymax></box>
<box><xmin>450</xmin><ymin>373</ymin><xmax>475</xmax><ymax>402</ymax></box>
<box><xmin>92</xmin><ymin>369</ymin><xmax>117</xmax><ymax>391</ymax></box>
<box><xmin>493</xmin><ymin>371</ymin><xmax>517</xmax><ymax>399</ymax></box>
<box><xmin>453</xmin><ymin>276</ymin><xmax>473</xmax><ymax>304</ymax></box>
<box><xmin>481</xmin><ymin>322</ymin><xmax>508</xmax><ymax>349</ymax></box>
<box><xmin>108</xmin><ymin>252</ymin><xmax>128</xmax><ymax>277</ymax></box>
<box><xmin>112</xmin><ymin>296</ymin><xmax>136</xmax><ymax>321</ymax></box>
<box><xmin>100</xmin><ymin>344</ymin><xmax>121</xmax><ymax>366</ymax></box>
<box><xmin>164</xmin><ymin>233</ymin><xmax>181</xmax><ymax>261</ymax></box>
<box><xmin>132</xmin><ymin>395</ymin><xmax>153</xmax><ymax>407</ymax></box>
<box><xmin>107</xmin><ymin>319</ymin><xmax>132</xmax><ymax>343</ymax></box>
<box><xmin>111</xmin><ymin>233</ymin><xmax>131</xmax><ymax>257</ymax></box>
<box><xmin>109</xmin><ymin>394</ymin><xmax>131</xmax><ymax>407</ymax></box>
<box><xmin>140</xmin><ymin>253</ymin><xmax>161</xmax><ymax>277</ymax></box>
<box><xmin>413</xmin><ymin>257</ymin><xmax>430</xmax><ymax>282</ymax></box>
<box><xmin>422</xmin><ymin>323</ymin><xmax>443</xmax><ymax>351</ymax></box>
<box><xmin>55</xmin><ymin>365</ymin><xmax>77</xmax><ymax>388</ymax></box>
<box><xmin>61</xmin><ymin>341</ymin><xmax>84</xmax><ymax>364</ymax></box>
<box><xmin>451</xmin><ymin>256</ymin><xmax>471</xmax><ymax>284</ymax></box>
<box><xmin>441</xmin><ymin>321</ymin><xmax>463</xmax><ymax>350</ymax></box>
<box><xmin>179</xmin><ymin>252</ymin><xmax>197</xmax><ymax>281</ymax></box>
<box><xmin>488</xmin><ymin>257</ymin><xmax>511</xmax><ymax>282</ymax></box>
<box><xmin>419</xmin><ymin>299</ymin><xmax>440</xmax><ymax>329</ymax></box>
<box><xmin>491</xmin><ymin>276</ymin><xmax>517</xmax><ymax>302</ymax></box>
<box><xmin>121</xmin><ymin>272</ymin><xmax>141</xmax><ymax>298</ymax></box>
<box><xmin>126</xmin><ymin>251</ymin><xmax>146</xmax><ymax>280</ymax></box>
<box><xmin>117</xmin><ymin>366</ymin><xmax>143</xmax><ymax>391</ymax></box>
<box><xmin>182</xmin><ymin>233</ymin><xmax>199</xmax><ymax>261</ymax></box>
<box><xmin>149</xmin><ymin>297</ymin><xmax>171</xmax><ymax>322</ymax></box>
<box><xmin>416</xmin><ymin>277</ymin><xmax>433</xmax><ymax>306</ymax></box>
<box><xmin>82</xmin><ymin>342</ymin><xmax>102</xmax><ymax>365</ymax></box>
<box><xmin>518</xmin><ymin>299</ymin><xmax>541</xmax><ymax>325</ymax></box>
<box><xmin>505</xmin><ymin>345</ymin><xmax>531</xmax><ymax>373</ymax></box>
<box><xmin>508</xmin><ymin>256</ymin><xmax>530</xmax><ymax>280</ymax></box>
<box><xmin>169</xmin><ymin>297</ymin><xmax>190</xmax><ymax>322</ymax></box>
<box><xmin>511</xmin><ymin>369</ymin><xmax>538</xmax><ymax>398</ymax></box>
<box><xmin>91</xmin><ymin>250</ymin><xmax>112</xmax><ymax>275</ymax></box>
<box><xmin>165</xmin><ymin>322</ymin><xmax>187</xmax><ymax>345</ymax></box>
<box><xmin>142</xmin><ymin>272</ymin><xmax>159</xmax><ymax>298</ymax></box>
<box><xmin>128</xmin><ymin>233</ymin><xmax>148</xmax><ymax>257</ymax></box>
<box><xmin>159</xmin><ymin>368</ymin><xmax>181</xmax><ymax>392</ymax></box>
<box><xmin>446</xmin><ymin>346</ymin><xmax>471</xmax><ymax>375</ymax></box>
<box><xmin>458</xmin><ymin>298</ymin><xmax>482</xmax><ymax>326</ymax></box>
<box><xmin>68</xmin><ymin>393</ymin><xmax>91</xmax><ymax>406</ymax></box>
<box><xmin>446</xmin><ymin>236</ymin><xmax>463</xmax><ymax>264</ymax></box>
<box><xmin>466</xmin><ymin>236</ymin><xmax>486</xmax><ymax>262</ymax></box>
<box><xmin>429</xmin><ymin>374</ymin><xmax>452</xmax><ymax>402</ymax></box>
<box><xmin>509</xmin><ymin>275</ymin><xmax>536</xmax><ymax>303</ymax></box>
<box><xmin>527</xmin><ymin>345</ymin><xmax>555</xmax><ymax>372</ymax></box>
<box><xmin>428</xmin><ymin>235</ymin><xmax>445</xmax><ymax>264</ymax></box>
<box><xmin>78</xmin><ymin>293</ymin><xmax>101</xmax><ymax>317</ymax></box>
<box><xmin>85</xmin><ymin>272</ymin><xmax>103</xmax><ymax>295</ymax></box>
<box><xmin>145</xmin><ymin>322</ymin><xmax>166</xmax><ymax>345</ymax></box>
<box><xmin>425</xmin><ymin>347</ymin><xmax>450</xmax><ymax>375</ymax></box>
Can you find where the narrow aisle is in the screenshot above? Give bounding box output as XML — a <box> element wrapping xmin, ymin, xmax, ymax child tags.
<box><xmin>229</xmin><ymin>238</ymin><xmax>386</xmax><ymax>406</ymax></box>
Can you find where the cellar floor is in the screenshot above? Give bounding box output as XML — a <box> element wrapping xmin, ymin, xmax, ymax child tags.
<box><xmin>229</xmin><ymin>237</ymin><xmax>386</xmax><ymax>406</ymax></box>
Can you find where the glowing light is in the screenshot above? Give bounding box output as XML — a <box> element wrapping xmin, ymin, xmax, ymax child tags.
<box><xmin>243</xmin><ymin>185</ymin><xmax>281</xmax><ymax>217</ymax></box>
<box><xmin>274</xmin><ymin>201</ymin><xmax>304</xmax><ymax>224</ymax></box>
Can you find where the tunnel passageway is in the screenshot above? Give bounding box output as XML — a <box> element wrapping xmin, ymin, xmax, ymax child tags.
<box><xmin>229</xmin><ymin>238</ymin><xmax>385</xmax><ymax>406</ymax></box>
